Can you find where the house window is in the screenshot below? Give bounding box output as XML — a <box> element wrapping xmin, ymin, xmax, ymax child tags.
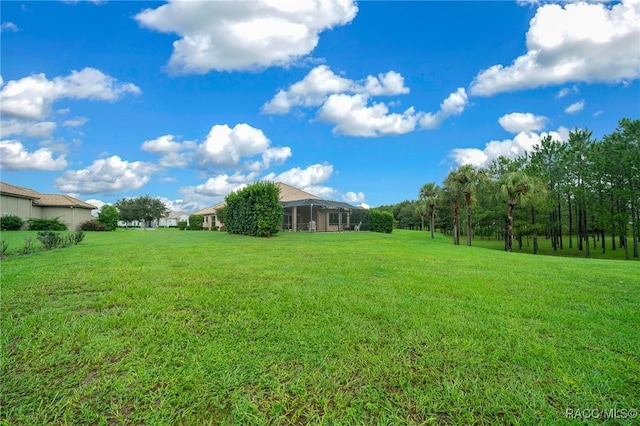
<box><xmin>329</xmin><ymin>212</ymin><xmax>339</xmax><ymax>225</ymax></box>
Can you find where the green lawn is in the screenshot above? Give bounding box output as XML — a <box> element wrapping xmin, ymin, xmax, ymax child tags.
<box><xmin>2</xmin><ymin>229</ymin><xmax>639</xmax><ymax>425</ymax></box>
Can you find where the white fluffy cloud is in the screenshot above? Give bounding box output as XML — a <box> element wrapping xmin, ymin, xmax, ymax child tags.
<box><xmin>54</xmin><ymin>155</ymin><xmax>159</xmax><ymax>194</ymax></box>
<box><xmin>262</xmin><ymin>163</ymin><xmax>336</xmax><ymax>198</ymax></box>
<box><xmin>0</xmin><ymin>139</ymin><xmax>68</xmax><ymax>171</ymax></box>
<box><xmin>498</xmin><ymin>112</ymin><xmax>548</xmax><ymax>133</ymax></box>
<box><xmin>343</xmin><ymin>191</ymin><xmax>366</xmax><ymax>204</ymax></box>
<box><xmin>262</xmin><ymin>65</ymin><xmax>409</xmax><ymax>114</ymax></box>
<box><xmin>419</xmin><ymin>88</ymin><xmax>469</xmax><ymax>130</ymax></box>
<box><xmin>1</xmin><ymin>22</ymin><xmax>19</xmax><ymax>32</ymax></box>
<box><xmin>556</xmin><ymin>85</ymin><xmax>579</xmax><ymax>98</ymax></box>
<box><xmin>135</xmin><ymin>0</ymin><xmax>358</xmax><ymax>73</ymax></box>
<box><xmin>318</xmin><ymin>94</ymin><xmax>420</xmax><ymax>137</ymax></box>
<box><xmin>1</xmin><ymin>120</ymin><xmax>57</xmax><ymax>139</ymax></box>
<box><xmin>187</xmin><ymin>173</ymin><xmax>254</xmax><ymax>198</ymax></box>
<box><xmin>197</xmin><ymin>123</ymin><xmax>291</xmax><ymax>170</ymax></box>
<box><xmin>0</xmin><ymin>68</ymin><xmax>141</xmax><ymax>120</ymax></box>
<box><xmin>470</xmin><ymin>0</ymin><xmax>640</xmax><ymax>96</ymax></box>
<box><xmin>264</xmin><ymin>66</ymin><xmax>467</xmax><ymax>136</ymax></box>
<box><xmin>141</xmin><ymin>134</ymin><xmax>196</xmax><ymax>168</ymax></box>
<box><xmin>565</xmin><ymin>100</ymin><xmax>585</xmax><ymax>114</ymax></box>
<box><xmin>450</xmin><ymin>127</ymin><xmax>570</xmax><ymax>168</ymax></box>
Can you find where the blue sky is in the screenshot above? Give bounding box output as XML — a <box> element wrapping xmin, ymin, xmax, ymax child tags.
<box><xmin>1</xmin><ymin>0</ymin><xmax>638</xmax><ymax>213</ymax></box>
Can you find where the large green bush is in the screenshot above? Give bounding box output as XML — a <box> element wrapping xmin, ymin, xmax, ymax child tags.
<box><xmin>188</xmin><ymin>215</ymin><xmax>204</xmax><ymax>230</ymax></box>
<box><xmin>28</xmin><ymin>217</ymin><xmax>67</xmax><ymax>231</ymax></box>
<box><xmin>224</xmin><ymin>181</ymin><xmax>283</xmax><ymax>237</ymax></box>
<box><xmin>97</xmin><ymin>205</ymin><xmax>119</xmax><ymax>231</ymax></box>
<box><xmin>369</xmin><ymin>209</ymin><xmax>394</xmax><ymax>233</ymax></box>
<box><xmin>0</xmin><ymin>215</ymin><xmax>24</xmax><ymax>231</ymax></box>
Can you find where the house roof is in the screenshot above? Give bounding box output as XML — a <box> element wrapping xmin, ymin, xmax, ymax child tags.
<box><xmin>275</xmin><ymin>182</ymin><xmax>321</xmax><ymax>202</ymax></box>
<box><xmin>0</xmin><ymin>181</ymin><xmax>96</xmax><ymax>209</ymax></box>
<box><xmin>193</xmin><ymin>201</ymin><xmax>226</xmax><ymax>216</ymax></box>
<box><xmin>33</xmin><ymin>194</ymin><xmax>97</xmax><ymax>209</ymax></box>
<box><xmin>0</xmin><ymin>181</ymin><xmax>41</xmax><ymax>199</ymax></box>
<box><xmin>281</xmin><ymin>198</ymin><xmax>356</xmax><ymax>210</ymax></box>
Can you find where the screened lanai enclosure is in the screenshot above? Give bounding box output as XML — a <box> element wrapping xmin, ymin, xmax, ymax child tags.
<box><xmin>281</xmin><ymin>198</ymin><xmax>367</xmax><ymax>232</ymax></box>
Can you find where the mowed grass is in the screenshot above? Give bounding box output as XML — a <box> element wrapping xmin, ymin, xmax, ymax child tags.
<box><xmin>2</xmin><ymin>229</ymin><xmax>639</xmax><ymax>425</ymax></box>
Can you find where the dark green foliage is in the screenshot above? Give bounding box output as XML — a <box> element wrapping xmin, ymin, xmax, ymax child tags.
<box><xmin>0</xmin><ymin>240</ymin><xmax>8</xmax><ymax>257</ymax></box>
<box><xmin>37</xmin><ymin>231</ymin><xmax>62</xmax><ymax>250</ymax></box>
<box><xmin>224</xmin><ymin>181</ymin><xmax>283</xmax><ymax>237</ymax></box>
<box><xmin>369</xmin><ymin>209</ymin><xmax>394</xmax><ymax>233</ymax></box>
<box><xmin>35</xmin><ymin>231</ymin><xmax>85</xmax><ymax>251</ymax></box>
<box><xmin>28</xmin><ymin>217</ymin><xmax>67</xmax><ymax>231</ymax></box>
<box><xmin>188</xmin><ymin>215</ymin><xmax>204</xmax><ymax>230</ymax></box>
<box><xmin>0</xmin><ymin>215</ymin><xmax>24</xmax><ymax>231</ymax></box>
<box><xmin>69</xmin><ymin>230</ymin><xmax>86</xmax><ymax>245</ymax></box>
<box><xmin>177</xmin><ymin>221</ymin><xmax>187</xmax><ymax>230</ymax></box>
<box><xmin>97</xmin><ymin>205</ymin><xmax>119</xmax><ymax>231</ymax></box>
<box><xmin>80</xmin><ymin>220</ymin><xmax>109</xmax><ymax>232</ymax></box>
<box><xmin>115</xmin><ymin>195</ymin><xmax>168</xmax><ymax>227</ymax></box>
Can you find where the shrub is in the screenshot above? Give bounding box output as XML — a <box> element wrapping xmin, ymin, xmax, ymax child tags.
<box><xmin>188</xmin><ymin>215</ymin><xmax>204</xmax><ymax>231</ymax></box>
<box><xmin>37</xmin><ymin>231</ymin><xmax>62</xmax><ymax>250</ymax></box>
<box><xmin>369</xmin><ymin>209</ymin><xmax>394</xmax><ymax>234</ymax></box>
<box><xmin>224</xmin><ymin>181</ymin><xmax>283</xmax><ymax>237</ymax></box>
<box><xmin>80</xmin><ymin>220</ymin><xmax>109</xmax><ymax>231</ymax></box>
<box><xmin>97</xmin><ymin>205</ymin><xmax>119</xmax><ymax>231</ymax></box>
<box><xmin>0</xmin><ymin>215</ymin><xmax>24</xmax><ymax>231</ymax></box>
<box><xmin>177</xmin><ymin>220</ymin><xmax>188</xmax><ymax>230</ymax></box>
<box><xmin>63</xmin><ymin>231</ymin><xmax>85</xmax><ymax>246</ymax></box>
<box><xmin>23</xmin><ymin>237</ymin><xmax>33</xmax><ymax>254</ymax></box>
<box><xmin>28</xmin><ymin>217</ymin><xmax>67</xmax><ymax>231</ymax></box>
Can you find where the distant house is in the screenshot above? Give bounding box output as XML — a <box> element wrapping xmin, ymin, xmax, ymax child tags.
<box><xmin>159</xmin><ymin>210</ymin><xmax>189</xmax><ymax>227</ymax></box>
<box><xmin>0</xmin><ymin>181</ymin><xmax>97</xmax><ymax>230</ymax></box>
<box><xmin>194</xmin><ymin>182</ymin><xmax>358</xmax><ymax>232</ymax></box>
<box><xmin>192</xmin><ymin>201</ymin><xmax>226</xmax><ymax>230</ymax></box>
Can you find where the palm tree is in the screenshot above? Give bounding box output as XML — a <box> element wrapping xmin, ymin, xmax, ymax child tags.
<box><xmin>447</xmin><ymin>165</ymin><xmax>478</xmax><ymax>246</ymax></box>
<box><xmin>444</xmin><ymin>172</ymin><xmax>463</xmax><ymax>245</ymax></box>
<box><xmin>419</xmin><ymin>182</ymin><xmax>440</xmax><ymax>239</ymax></box>
<box><xmin>498</xmin><ymin>170</ymin><xmax>536</xmax><ymax>252</ymax></box>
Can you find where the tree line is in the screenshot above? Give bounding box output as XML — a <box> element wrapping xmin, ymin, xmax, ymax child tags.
<box><xmin>382</xmin><ymin>118</ymin><xmax>639</xmax><ymax>259</ymax></box>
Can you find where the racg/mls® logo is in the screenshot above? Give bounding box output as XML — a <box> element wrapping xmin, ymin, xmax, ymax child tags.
<box><xmin>565</xmin><ymin>408</ymin><xmax>638</xmax><ymax>420</ymax></box>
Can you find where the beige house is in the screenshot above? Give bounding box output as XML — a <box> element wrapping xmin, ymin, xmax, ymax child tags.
<box><xmin>193</xmin><ymin>201</ymin><xmax>226</xmax><ymax>230</ymax></box>
<box><xmin>0</xmin><ymin>181</ymin><xmax>97</xmax><ymax>230</ymax></box>
<box><xmin>194</xmin><ymin>182</ymin><xmax>357</xmax><ymax>232</ymax></box>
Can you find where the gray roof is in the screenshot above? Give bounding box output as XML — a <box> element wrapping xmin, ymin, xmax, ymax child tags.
<box><xmin>281</xmin><ymin>198</ymin><xmax>356</xmax><ymax>210</ymax></box>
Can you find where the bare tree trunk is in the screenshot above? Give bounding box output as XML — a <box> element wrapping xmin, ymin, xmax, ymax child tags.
<box><xmin>532</xmin><ymin>206</ymin><xmax>538</xmax><ymax>255</ymax></box>
<box><xmin>430</xmin><ymin>207</ymin><xmax>435</xmax><ymax>240</ymax></box>
<box><xmin>568</xmin><ymin>195</ymin><xmax>573</xmax><ymax>248</ymax></box>
<box><xmin>584</xmin><ymin>209</ymin><xmax>591</xmax><ymax>258</ymax></box>
<box><xmin>465</xmin><ymin>193</ymin><xmax>472</xmax><ymax>246</ymax></box>
<box><xmin>507</xmin><ymin>203</ymin><xmax>515</xmax><ymax>252</ymax></box>
<box><xmin>453</xmin><ymin>199</ymin><xmax>460</xmax><ymax>245</ymax></box>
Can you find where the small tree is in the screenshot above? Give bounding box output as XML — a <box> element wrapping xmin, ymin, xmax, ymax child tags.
<box><xmin>97</xmin><ymin>204</ymin><xmax>119</xmax><ymax>231</ymax></box>
<box><xmin>188</xmin><ymin>214</ymin><xmax>204</xmax><ymax>230</ymax></box>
